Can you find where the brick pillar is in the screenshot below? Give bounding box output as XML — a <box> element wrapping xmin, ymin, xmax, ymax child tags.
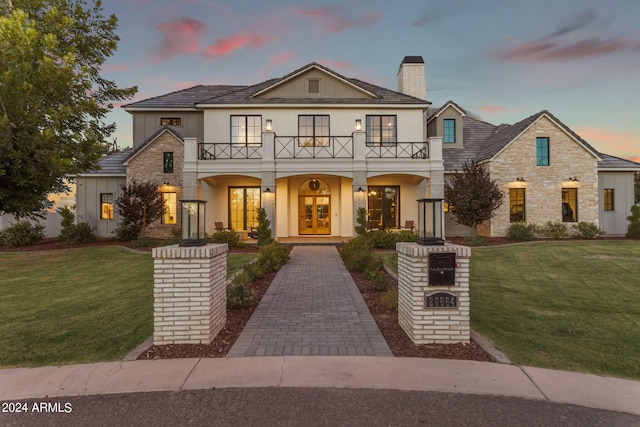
<box><xmin>396</xmin><ymin>242</ymin><xmax>470</xmax><ymax>344</ymax></box>
<box><xmin>152</xmin><ymin>243</ymin><xmax>228</xmax><ymax>345</ymax></box>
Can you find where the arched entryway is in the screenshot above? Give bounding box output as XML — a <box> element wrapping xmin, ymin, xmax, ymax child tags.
<box><xmin>298</xmin><ymin>178</ymin><xmax>330</xmax><ymax>235</ymax></box>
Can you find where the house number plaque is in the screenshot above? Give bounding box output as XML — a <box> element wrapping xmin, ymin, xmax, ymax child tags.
<box><xmin>425</xmin><ymin>291</ymin><xmax>457</xmax><ymax>309</ymax></box>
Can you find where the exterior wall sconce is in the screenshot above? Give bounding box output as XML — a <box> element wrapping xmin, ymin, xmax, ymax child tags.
<box><xmin>263</xmin><ymin>187</ymin><xmax>271</xmax><ymax>193</ymax></box>
<box><xmin>355</xmin><ymin>119</ymin><xmax>362</xmax><ymax>131</ymax></box>
<box><xmin>357</xmin><ymin>187</ymin><xmax>364</xmax><ymax>192</ymax></box>
<box><xmin>417</xmin><ymin>198</ymin><xmax>445</xmax><ymax>246</ymax></box>
<box><xmin>569</xmin><ymin>176</ymin><xmax>579</xmax><ymax>182</ymax></box>
<box><xmin>265</xmin><ymin>119</ymin><xmax>272</xmax><ymax>131</ymax></box>
<box><xmin>515</xmin><ymin>177</ymin><xmax>525</xmax><ymax>182</ymax></box>
<box><xmin>179</xmin><ymin>200</ymin><xmax>206</xmax><ymax>247</ymax></box>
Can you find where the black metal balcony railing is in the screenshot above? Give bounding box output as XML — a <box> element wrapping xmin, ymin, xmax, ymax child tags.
<box><xmin>199</xmin><ymin>143</ymin><xmax>262</xmax><ymax>160</ymax></box>
<box><xmin>197</xmin><ymin>139</ymin><xmax>429</xmax><ymax>160</ymax></box>
<box><xmin>275</xmin><ymin>136</ymin><xmax>353</xmax><ymax>159</ymax></box>
<box><xmin>366</xmin><ymin>142</ymin><xmax>429</xmax><ymax>159</ymax></box>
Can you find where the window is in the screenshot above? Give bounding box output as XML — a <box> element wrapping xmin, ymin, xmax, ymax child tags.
<box><xmin>161</xmin><ymin>192</ymin><xmax>177</xmax><ymax>224</ymax></box>
<box><xmin>229</xmin><ymin>187</ymin><xmax>261</xmax><ymax>231</ymax></box>
<box><xmin>562</xmin><ymin>188</ymin><xmax>578</xmax><ymax>222</ymax></box>
<box><xmin>100</xmin><ymin>193</ymin><xmax>114</xmax><ymax>220</ymax></box>
<box><xmin>161</xmin><ymin>117</ymin><xmax>181</xmax><ymax>126</ymax></box>
<box><xmin>443</xmin><ymin>119</ymin><xmax>456</xmax><ymax>143</ymax></box>
<box><xmin>536</xmin><ymin>137</ymin><xmax>550</xmax><ymax>166</ymax></box>
<box><xmin>604</xmin><ymin>189</ymin><xmax>615</xmax><ymax>211</ymax></box>
<box><xmin>366</xmin><ymin>115</ymin><xmax>397</xmax><ymax>145</ymax></box>
<box><xmin>308</xmin><ymin>79</ymin><xmax>320</xmax><ymax>93</ymax></box>
<box><xmin>231</xmin><ymin>115</ymin><xmax>262</xmax><ymax>146</ymax></box>
<box><xmin>509</xmin><ymin>188</ymin><xmax>526</xmax><ymax>222</ymax></box>
<box><xmin>367</xmin><ymin>186</ymin><xmax>399</xmax><ymax>229</ymax></box>
<box><xmin>298</xmin><ymin>115</ymin><xmax>329</xmax><ymax>146</ymax></box>
<box><xmin>163</xmin><ymin>152</ymin><xmax>173</xmax><ymax>173</ymax></box>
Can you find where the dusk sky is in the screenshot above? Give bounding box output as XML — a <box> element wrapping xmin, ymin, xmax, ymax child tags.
<box><xmin>101</xmin><ymin>0</ymin><xmax>640</xmax><ymax>162</ymax></box>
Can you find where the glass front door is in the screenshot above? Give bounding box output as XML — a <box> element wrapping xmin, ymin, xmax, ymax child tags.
<box><xmin>299</xmin><ymin>196</ymin><xmax>330</xmax><ymax>235</ymax></box>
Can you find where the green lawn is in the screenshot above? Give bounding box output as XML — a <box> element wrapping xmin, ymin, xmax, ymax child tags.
<box><xmin>379</xmin><ymin>241</ymin><xmax>640</xmax><ymax>380</ymax></box>
<box><xmin>0</xmin><ymin>247</ymin><xmax>256</xmax><ymax>368</ymax></box>
<box><xmin>471</xmin><ymin>241</ymin><xmax>640</xmax><ymax>380</ymax></box>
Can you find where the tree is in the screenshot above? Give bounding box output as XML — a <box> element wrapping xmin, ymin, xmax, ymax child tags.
<box><xmin>444</xmin><ymin>160</ymin><xmax>504</xmax><ymax>235</ymax></box>
<box><xmin>115</xmin><ymin>181</ymin><xmax>165</xmax><ymax>239</ymax></box>
<box><xmin>0</xmin><ymin>0</ymin><xmax>136</xmax><ymax>218</ymax></box>
<box><xmin>255</xmin><ymin>207</ymin><xmax>274</xmax><ymax>247</ymax></box>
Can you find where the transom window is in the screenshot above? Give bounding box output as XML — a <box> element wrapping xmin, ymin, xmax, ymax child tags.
<box><xmin>231</xmin><ymin>115</ymin><xmax>262</xmax><ymax>146</ymax></box>
<box><xmin>604</xmin><ymin>189</ymin><xmax>615</xmax><ymax>211</ymax></box>
<box><xmin>536</xmin><ymin>137</ymin><xmax>550</xmax><ymax>166</ymax></box>
<box><xmin>100</xmin><ymin>193</ymin><xmax>114</xmax><ymax>220</ymax></box>
<box><xmin>562</xmin><ymin>188</ymin><xmax>578</xmax><ymax>222</ymax></box>
<box><xmin>366</xmin><ymin>115</ymin><xmax>397</xmax><ymax>145</ymax></box>
<box><xmin>509</xmin><ymin>188</ymin><xmax>526</xmax><ymax>223</ymax></box>
<box><xmin>298</xmin><ymin>115</ymin><xmax>329</xmax><ymax>147</ymax></box>
<box><xmin>161</xmin><ymin>192</ymin><xmax>177</xmax><ymax>224</ymax></box>
<box><xmin>161</xmin><ymin>117</ymin><xmax>181</xmax><ymax>126</ymax></box>
<box><xmin>443</xmin><ymin>119</ymin><xmax>456</xmax><ymax>143</ymax></box>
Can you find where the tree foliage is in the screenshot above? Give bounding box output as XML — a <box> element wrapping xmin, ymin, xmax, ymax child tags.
<box><xmin>444</xmin><ymin>160</ymin><xmax>504</xmax><ymax>234</ymax></box>
<box><xmin>0</xmin><ymin>0</ymin><xmax>136</xmax><ymax>218</ymax></box>
<box><xmin>255</xmin><ymin>207</ymin><xmax>274</xmax><ymax>247</ymax></box>
<box><xmin>115</xmin><ymin>181</ymin><xmax>165</xmax><ymax>239</ymax></box>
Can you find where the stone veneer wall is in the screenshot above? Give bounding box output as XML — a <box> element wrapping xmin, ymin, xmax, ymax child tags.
<box><xmin>489</xmin><ymin>115</ymin><xmax>599</xmax><ymax>237</ymax></box>
<box><xmin>127</xmin><ymin>131</ymin><xmax>184</xmax><ymax>238</ymax></box>
<box><xmin>396</xmin><ymin>242</ymin><xmax>470</xmax><ymax>344</ymax></box>
<box><xmin>152</xmin><ymin>244</ymin><xmax>228</xmax><ymax>345</ymax></box>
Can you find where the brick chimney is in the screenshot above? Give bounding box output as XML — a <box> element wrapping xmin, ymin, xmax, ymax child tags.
<box><xmin>397</xmin><ymin>56</ymin><xmax>426</xmax><ymax>101</ymax></box>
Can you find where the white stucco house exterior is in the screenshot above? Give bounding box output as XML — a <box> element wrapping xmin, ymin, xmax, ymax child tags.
<box><xmin>76</xmin><ymin>56</ymin><xmax>639</xmax><ymax>239</ymax></box>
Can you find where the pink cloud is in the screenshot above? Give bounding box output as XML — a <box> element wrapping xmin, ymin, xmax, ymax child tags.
<box><xmin>318</xmin><ymin>60</ymin><xmax>354</xmax><ymax>71</ymax></box>
<box><xmin>204</xmin><ymin>33</ymin><xmax>273</xmax><ymax>56</ymax></box>
<box><xmin>154</xmin><ymin>18</ymin><xmax>206</xmax><ymax>62</ymax></box>
<box><xmin>478</xmin><ymin>105</ymin><xmax>507</xmax><ymax>114</ymax></box>
<box><xmin>296</xmin><ymin>5</ymin><xmax>380</xmax><ymax>33</ymax></box>
<box><xmin>267</xmin><ymin>52</ymin><xmax>295</xmax><ymax>67</ymax></box>
<box><xmin>575</xmin><ymin>126</ymin><xmax>640</xmax><ymax>160</ymax></box>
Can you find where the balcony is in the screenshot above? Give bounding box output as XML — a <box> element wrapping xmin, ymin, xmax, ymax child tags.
<box><xmin>197</xmin><ymin>137</ymin><xmax>430</xmax><ymax>161</ymax></box>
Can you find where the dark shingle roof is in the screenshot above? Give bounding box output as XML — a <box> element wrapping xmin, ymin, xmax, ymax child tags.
<box><xmin>79</xmin><ymin>148</ymin><xmax>133</xmax><ymax>175</ymax></box>
<box><xmin>598</xmin><ymin>153</ymin><xmax>640</xmax><ymax>170</ymax></box>
<box><xmin>123</xmin><ymin>85</ymin><xmax>247</xmax><ymax>109</ymax></box>
<box><xmin>124</xmin><ymin>127</ymin><xmax>184</xmax><ymax>165</ymax></box>
<box><xmin>443</xmin><ymin>117</ymin><xmax>499</xmax><ymax>171</ymax></box>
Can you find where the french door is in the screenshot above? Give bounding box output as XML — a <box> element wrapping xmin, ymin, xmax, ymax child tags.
<box><xmin>298</xmin><ymin>196</ymin><xmax>330</xmax><ymax>235</ymax></box>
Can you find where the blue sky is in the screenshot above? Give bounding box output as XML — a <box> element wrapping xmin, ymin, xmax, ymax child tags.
<box><xmin>101</xmin><ymin>0</ymin><xmax>640</xmax><ymax>162</ymax></box>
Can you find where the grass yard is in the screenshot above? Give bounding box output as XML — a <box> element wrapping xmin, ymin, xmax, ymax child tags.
<box><xmin>471</xmin><ymin>241</ymin><xmax>640</xmax><ymax>380</ymax></box>
<box><xmin>0</xmin><ymin>247</ymin><xmax>257</xmax><ymax>368</ymax></box>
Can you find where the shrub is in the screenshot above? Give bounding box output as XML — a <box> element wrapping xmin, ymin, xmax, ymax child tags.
<box><xmin>368</xmin><ymin>230</ymin><xmax>397</xmax><ymax>249</ymax></box>
<box><xmin>364</xmin><ymin>254</ymin><xmax>384</xmax><ymax>280</ymax></box>
<box><xmin>227</xmin><ymin>274</ymin><xmax>255</xmax><ymax>308</ymax></box>
<box><xmin>572</xmin><ymin>222</ymin><xmax>602</xmax><ymax>239</ymax></box>
<box><xmin>208</xmin><ymin>229</ymin><xmax>244</xmax><ymax>248</ymax></box>
<box><xmin>354</xmin><ymin>207</ymin><xmax>368</xmax><ymax>237</ymax></box>
<box><xmin>394</xmin><ymin>230</ymin><xmax>417</xmax><ymax>243</ymax></box>
<box><xmin>369</xmin><ymin>271</ymin><xmax>391</xmax><ymax>292</ymax></box>
<box><xmin>627</xmin><ymin>205</ymin><xmax>640</xmax><ymax>238</ymax></box>
<box><xmin>114</xmin><ymin>222</ymin><xmax>140</xmax><ymax>241</ymax></box>
<box><xmin>507</xmin><ymin>222</ymin><xmax>537</xmax><ymax>242</ymax></box>
<box><xmin>255</xmin><ymin>207</ymin><xmax>274</xmax><ymax>247</ymax></box>
<box><xmin>256</xmin><ymin>242</ymin><xmax>289</xmax><ymax>272</ymax></box>
<box><xmin>245</xmin><ymin>262</ymin><xmax>266</xmax><ymax>281</ymax></box>
<box><xmin>541</xmin><ymin>221</ymin><xmax>568</xmax><ymax>239</ymax></box>
<box><xmin>131</xmin><ymin>236</ymin><xmax>157</xmax><ymax>248</ymax></box>
<box><xmin>382</xmin><ymin>288</ymin><xmax>398</xmax><ymax>311</ymax></box>
<box><xmin>463</xmin><ymin>234</ymin><xmax>486</xmax><ymax>246</ymax></box>
<box><xmin>339</xmin><ymin>236</ymin><xmax>374</xmax><ymax>272</ymax></box>
<box><xmin>58</xmin><ymin>206</ymin><xmax>97</xmax><ymax>244</ymax></box>
<box><xmin>0</xmin><ymin>221</ymin><xmax>45</xmax><ymax>247</ymax></box>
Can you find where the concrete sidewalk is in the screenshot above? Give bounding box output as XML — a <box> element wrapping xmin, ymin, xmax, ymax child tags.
<box><xmin>1</xmin><ymin>357</ymin><xmax>639</xmax><ymax>416</ymax></box>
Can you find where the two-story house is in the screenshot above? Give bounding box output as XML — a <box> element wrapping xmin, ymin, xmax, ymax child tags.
<box><xmin>76</xmin><ymin>56</ymin><xmax>639</xmax><ymax>239</ymax></box>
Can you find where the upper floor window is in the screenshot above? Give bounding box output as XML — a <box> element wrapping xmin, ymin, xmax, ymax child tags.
<box><xmin>562</xmin><ymin>188</ymin><xmax>578</xmax><ymax>222</ymax></box>
<box><xmin>308</xmin><ymin>79</ymin><xmax>320</xmax><ymax>94</ymax></box>
<box><xmin>163</xmin><ymin>152</ymin><xmax>173</xmax><ymax>173</ymax></box>
<box><xmin>231</xmin><ymin>115</ymin><xmax>262</xmax><ymax>146</ymax></box>
<box><xmin>604</xmin><ymin>189</ymin><xmax>614</xmax><ymax>211</ymax></box>
<box><xmin>443</xmin><ymin>119</ymin><xmax>456</xmax><ymax>143</ymax></box>
<box><xmin>536</xmin><ymin>137</ymin><xmax>550</xmax><ymax>166</ymax></box>
<box><xmin>299</xmin><ymin>115</ymin><xmax>329</xmax><ymax>147</ymax></box>
<box><xmin>100</xmin><ymin>193</ymin><xmax>114</xmax><ymax>220</ymax></box>
<box><xmin>366</xmin><ymin>115</ymin><xmax>397</xmax><ymax>146</ymax></box>
<box><xmin>161</xmin><ymin>117</ymin><xmax>181</xmax><ymax>126</ymax></box>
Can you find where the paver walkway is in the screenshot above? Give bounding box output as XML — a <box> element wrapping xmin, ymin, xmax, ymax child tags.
<box><xmin>228</xmin><ymin>246</ymin><xmax>392</xmax><ymax>357</ymax></box>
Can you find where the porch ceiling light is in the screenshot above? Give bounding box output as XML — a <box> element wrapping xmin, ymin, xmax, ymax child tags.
<box><xmin>266</xmin><ymin>119</ymin><xmax>273</xmax><ymax>131</ymax></box>
<box><xmin>355</xmin><ymin>119</ymin><xmax>362</xmax><ymax>131</ymax></box>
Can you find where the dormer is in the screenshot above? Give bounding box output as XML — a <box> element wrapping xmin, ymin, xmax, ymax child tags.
<box><xmin>427</xmin><ymin>101</ymin><xmax>465</xmax><ymax>147</ymax></box>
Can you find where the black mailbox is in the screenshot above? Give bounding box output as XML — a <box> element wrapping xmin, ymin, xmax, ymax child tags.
<box><xmin>429</xmin><ymin>253</ymin><xmax>455</xmax><ymax>286</ymax></box>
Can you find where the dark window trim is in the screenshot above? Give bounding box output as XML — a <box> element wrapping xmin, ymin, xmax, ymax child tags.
<box><xmin>443</xmin><ymin>118</ymin><xmax>456</xmax><ymax>143</ymax></box>
<box><xmin>365</xmin><ymin>115</ymin><xmax>397</xmax><ymax>146</ymax></box>
<box><xmin>228</xmin><ymin>186</ymin><xmax>261</xmax><ymax>231</ymax></box>
<box><xmin>604</xmin><ymin>188</ymin><xmax>615</xmax><ymax>211</ymax></box>
<box><xmin>230</xmin><ymin>115</ymin><xmax>262</xmax><ymax>146</ymax></box>
<box><xmin>536</xmin><ymin>137</ymin><xmax>550</xmax><ymax>166</ymax></box>
<box><xmin>160</xmin><ymin>117</ymin><xmax>182</xmax><ymax>126</ymax></box>
<box><xmin>160</xmin><ymin>192</ymin><xmax>177</xmax><ymax>225</ymax></box>
<box><xmin>509</xmin><ymin>188</ymin><xmax>526</xmax><ymax>223</ymax></box>
<box><xmin>298</xmin><ymin>115</ymin><xmax>330</xmax><ymax>147</ymax></box>
<box><xmin>163</xmin><ymin>151</ymin><xmax>174</xmax><ymax>173</ymax></box>
<box><xmin>367</xmin><ymin>185</ymin><xmax>400</xmax><ymax>229</ymax></box>
<box><xmin>561</xmin><ymin>188</ymin><xmax>578</xmax><ymax>222</ymax></box>
<box><xmin>100</xmin><ymin>193</ymin><xmax>114</xmax><ymax>221</ymax></box>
